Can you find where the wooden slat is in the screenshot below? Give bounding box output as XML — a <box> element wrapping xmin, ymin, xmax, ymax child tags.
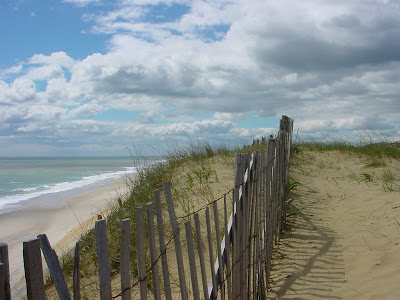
<box><xmin>241</xmin><ymin>154</ymin><xmax>249</xmax><ymax>297</ymax></box>
<box><xmin>135</xmin><ymin>207</ymin><xmax>147</xmax><ymax>299</ymax></box>
<box><xmin>247</xmin><ymin>153</ymin><xmax>256</xmax><ymax>299</ymax></box>
<box><xmin>95</xmin><ymin>219</ymin><xmax>112</xmax><ymax>300</ymax></box>
<box><xmin>0</xmin><ymin>263</ymin><xmax>5</xmax><ymax>300</ymax></box>
<box><xmin>163</xmin><ymin>182</ymin><xmax>188</xmax><ymax>300</ymax></box>
<box><xmin>259</xmin><ymin>151</ymin><xmax>267</xmax><ymax>299</ymax></box>
<box><xmin>73</xmin><ymin>242</ymin><xmax>81</xmax><ymax>300</ymax></box>
<box><xmin>194</xmin><ymin>213</ymin><xmax>208</xmax><ymax>300</ymax></box>
<box><xmin>265</xmin><ymin>140</ymin><xmax>274</xmax><ymax>284</ymax></box>
<box><xmin>253</xmin><ymin>154</ymin><xmax>259</xmax><ymax>298</ymax></box>
<box><xmin>184</xmin><ymin>221</ymin><xmax>200</xmax><ymax>300</ymax></box>
<box><xmin>23</xmin><ymin>238</ymin><xmax>45</xmax><ymax>300</ymax></box>
<box><xmin>146</xmin><ymin>202</ymin><xmax>161</xmax><ymax>300</ymax></box>
<box><xmin>213</xmin><ymin>201</ymin><xmax>225</xmax><ymax>299</ymax></box>
<box><xmin>206</xmin><ymin>207</ymin><xmax>217</xmax><ymax>300</ymax></box>
<box><xmin>224</xmin><ymin>195</ymin><xmax>232</xmax><ymax>300</ymax></box>
<box><xmin>154</xmin><ymin>189</ymin><xmax>172</xmax><ymax>300</ymax></box>
<box><xmin>120</xmin><ymin>218</ymin><xmax>131</xmax><ymax>300</ymax></box>
<box><xmin>0</xmin><ymin>243</ymin><xmax>11</xmax><ymax>300</ymax></box>
<box><xmin>231</xmin><ymin>153</ymin><xmax>241</xmax><ymax>299</ymax></box>
<box><xmin>37</xmin><ymin>234</ymin><xmax>71</xmax><ymax>300</ymax></box>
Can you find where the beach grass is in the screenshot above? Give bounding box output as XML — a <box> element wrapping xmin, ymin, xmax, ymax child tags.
<box><xmin>294</xmin><ymin>140</ymin><xmax>400</xmax><ymax>160</ymax></box>
<box><xmin>44</xmin><ymin>141</ymin><xmax>249</xmax><ymax>298</ymax></box>
<box><xmin>46</xmin><ymin>137</ymin><xmax>400</xmax><ymax>297</ymax></box>
<box><xmin>291</xmin><ymin>139</ymin><xmax>400</xmax><ymax>195</ymax></box>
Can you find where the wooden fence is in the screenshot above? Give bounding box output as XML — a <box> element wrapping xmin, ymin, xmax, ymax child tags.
<box><xmin>0</xmin><ymin>116</ymin><xmax>293</xmax><ymax>300</ymax></box>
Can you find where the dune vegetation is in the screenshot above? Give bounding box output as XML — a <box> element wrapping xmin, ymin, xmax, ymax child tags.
<box><xmin>43</xmin><ymin>138</ymin><xmax>400</xmax><ymax>299</ymax></box>
<box><xmin>44</xmin><ymin>142</ymin><xmax>243</xmax><ymax>298</ymax></box>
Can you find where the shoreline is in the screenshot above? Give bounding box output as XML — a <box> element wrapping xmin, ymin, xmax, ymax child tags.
<box><xmin>0</xmin><ymin>177</ymin><xmax>130</xmax><ymax>298</ymax></box>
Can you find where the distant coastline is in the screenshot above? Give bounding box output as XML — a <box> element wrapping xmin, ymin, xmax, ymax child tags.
<box><xmin>0</xmin><ymin>156</ymin><xmax>161</xmax><ymax>214</ymax></box>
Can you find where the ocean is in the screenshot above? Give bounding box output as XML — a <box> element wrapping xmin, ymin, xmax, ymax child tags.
<box><xmin>0</xmin><ymin>156</ymin><xmax>161</xmax><ymax>214</ymax></box>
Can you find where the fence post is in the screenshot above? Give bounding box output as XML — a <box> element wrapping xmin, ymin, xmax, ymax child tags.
<box><xmin>0</xmin><ymin>243</ymin><xmax>10</xmax><ymax>300</ymax></box>
<box><xmin>232</xmin><ymin>153</ymin><xmax>242</xmax><ymax>299</ymax></box>
<box><xmin>0</xmin><ymin>263</ymin><xmax>5</xmax><ymax>300</ymax></box>
<box><xmin>154</xmin><ymin>189</ymin><xmax>172</xmax><ymax>300</ymax></box>
<box><xmin>37</xmin><ymin>234</ymin><xmax>71</xmax><ymax>300</ymax></box>
<box><xmin>223</xmin><ymin>195</ymin><xmax>232</xmax><ymax>300</ymax></box>
<box><xmin>73</xmin><ymin>242</ymin><xmax>81</xmax><ymax>300</ymax></box>
<box><xmin>194</xmin><ymin>213</ymin><xmax>209</xmax><ymax>300</ymax></box>
<box><xmin>213</xmin><ymin>201</ymin><xmax>225</xmax><ymax>299</ymax></box>
<box><xmin>23</xmin><ymin>238</ymin><xmax>46</xmax><ymax>300</ymax></box>
<box><xmin>163</xmin><ymin>182</ymin><xmax>188</xmax><ymax>300</ymax></box>
<box><xmin>95</xmin><ymin>219</ymin><xmax>112</xmax><ymax>300</ymax></box>
<box><xmin>266</xmin><ymin>138</ymin><xmax>275</xmax><ymax>283</ymax></box>
<box><xmin>206</xmin><ymin>207</ymin><xmax>217</xmax><ymax>300</ymax></box>
<box><xmin>135</xmin><ymin>207</ymin><xmax>147</xmax><ymax>300</ymax></box>
<box><xmin>120</xmin><ymin>218</ymin><xmax>131</xmax><ymax>300</ymax></box>
<box><xmin>147</xmin><ymin>202</ymin><xmax>161</xmax><ymax>300</ymax></box>
<box><xmin>184</xmin><ymin>221</ymin><xmax>200</xmax><ymax>300</ymax></box>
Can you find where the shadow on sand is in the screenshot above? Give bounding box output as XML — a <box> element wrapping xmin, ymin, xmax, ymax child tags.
<box><xmin>268</xmin><ymin>188</ymin><xmax>346</xmax><ymax>299</ymax></box>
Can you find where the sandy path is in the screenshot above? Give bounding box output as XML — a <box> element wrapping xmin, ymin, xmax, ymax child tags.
<box><xmin>269</xmin><ymin>150</ymin><xmax>400</xmax><ymax>299</ymax></box>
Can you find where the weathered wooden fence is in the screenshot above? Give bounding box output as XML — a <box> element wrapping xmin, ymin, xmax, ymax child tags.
<box><xmin>0</xmin><ymin>116</ymin><xmax>293</xmax><ymax>300</ymax></box>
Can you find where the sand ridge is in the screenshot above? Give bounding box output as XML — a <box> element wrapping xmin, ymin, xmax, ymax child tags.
<box><xmin>268</xmin><ymin>150</ymin><xmax>400</xmax><ymax>299</ymax></box>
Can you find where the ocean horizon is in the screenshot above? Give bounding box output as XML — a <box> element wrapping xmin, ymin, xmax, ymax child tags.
<box><xmin>0</xmin><ymin>156</ymin><xmax>162</xmax><ymax>214</ymax></box>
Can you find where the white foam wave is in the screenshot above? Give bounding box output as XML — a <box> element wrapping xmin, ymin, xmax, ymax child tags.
<box><xmin>0</xmin><ymin>167</ymin><xmax>137</xmax><ymax>210</ymax></box>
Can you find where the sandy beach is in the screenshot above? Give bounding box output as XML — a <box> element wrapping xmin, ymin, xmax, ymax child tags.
<box><xmin>0</xmin><ymin>177</ymin><xmax>130</xmax><ymax>298</ymax></box>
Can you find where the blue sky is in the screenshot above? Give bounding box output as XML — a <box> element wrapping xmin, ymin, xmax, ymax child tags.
<box><xmin>1</xmin><ymin>0</ymin><xmax>400</xmax><ymax>156</ymax></box>
<box><xmin>0</xmin><ymin>1</ymin><xmax>105</xmax><ymax>68</ymax></box>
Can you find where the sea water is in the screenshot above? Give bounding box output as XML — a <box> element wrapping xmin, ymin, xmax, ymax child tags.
<box><xmin>0</xmin><ymin>156</ymin><xmax>161</xmax><ymax>214</ymax></box>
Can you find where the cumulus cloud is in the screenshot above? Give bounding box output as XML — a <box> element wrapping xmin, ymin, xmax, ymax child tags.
<box><xmin>1</xmin><ymin>0</ymin><xmax>400</xmax><ymax>156</ymax></box>
<box><xmin>29</xmin><ymin>52</ymin><xmax>75</xmax><ymax>69</ymax></box>
<box><xmin>0</xmin><ymin>65</ymin><xmax>23</xmax><ymax>78</ymax></box>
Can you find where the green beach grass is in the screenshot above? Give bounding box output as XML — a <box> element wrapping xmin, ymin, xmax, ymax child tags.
<box><xmin>44</xmin><ymin>142</ymin><xmax>245</xmax><ymax>298</ymax></box>
<box><xmin>44</xmin><ymin>137</ymin><xmax>400</xmax><ymax>298</ymax></box>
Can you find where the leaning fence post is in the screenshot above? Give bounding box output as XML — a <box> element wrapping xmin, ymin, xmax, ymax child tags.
<box><xmin>95</xmin><ymin>219</ymin><xmax>112</xmax><ymax>300</ymax></box>
<box><xmin>163</xmin><ymin>182</ymin><xmax>188</xmax><ymax>300</ymax></box>
<box><xmin>37</xmin><ymin>234</ymin><xmax>71</xmax><ymax>300</ymax></box>
<box><xmin>0</xmin><ymin>243</ymin><xmax>11</xmax><ymax>300</ymax></box>
<box><xmin>23</xmin><ymin>238</ymin><xmax>46</xmax><ymax>300</ymax></box>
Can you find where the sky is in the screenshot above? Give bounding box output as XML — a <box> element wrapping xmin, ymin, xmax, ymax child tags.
<box><xmin>1</xmin><ymin>0</ymin><xmax>400</xmax><ymax>156</ymax></box>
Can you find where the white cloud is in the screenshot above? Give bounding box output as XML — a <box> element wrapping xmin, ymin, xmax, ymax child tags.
<box><xmin>213</xmin><ymin>112</ymin><xmax>246</xmax><ymax>121</ymax></box>
<box><xmin>2</xmin><ymin>0</ymin><xmax>400</xmax><ymax>156</ymax></box>
<box><xmin>29</xmin><ymin>52</ymin><xmax>75</xmax><ymax>69</ymax></box>
<box><xmin>68</xmin><ymin>103</ymin><xmax>103</xmax><ymax>118</ymax></box>
<box><xmin>0</xmin><ymin>65</ymin><xmax>23</xmax><ymax>77</ymax></box>
<box><xmin>25</xmin><ymin>64</ymin><xmax>64</xmax><ymax>81</ymax></box>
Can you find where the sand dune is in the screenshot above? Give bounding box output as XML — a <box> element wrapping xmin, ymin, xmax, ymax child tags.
<box><xmin>269</xmin><ymin>150</ymin><xmax>400</xmax><ymax>299</ymax></box>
